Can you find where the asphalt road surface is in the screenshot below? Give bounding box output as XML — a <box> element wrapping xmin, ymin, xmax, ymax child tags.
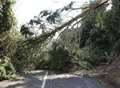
<box><xmin>0</xmin><ymin>71</ymin><xmax>105</xmax><ymax>88</ymax></box>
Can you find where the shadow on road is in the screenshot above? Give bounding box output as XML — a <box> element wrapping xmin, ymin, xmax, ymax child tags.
<box><xmin>6</xmin><ymin>72</ymin><xmax>43</xmax><ymax>88</ymax></box>
<box><xmin>4</xmin><ymin>71</ymin><xmax>105</xmax><ymax>88</ymax></box>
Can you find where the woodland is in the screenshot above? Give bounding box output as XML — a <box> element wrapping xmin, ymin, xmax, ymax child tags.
<box><xmin>0</xmin><ymin>1</ymin><xmax>120</xmax><ymax>86</ymax></box>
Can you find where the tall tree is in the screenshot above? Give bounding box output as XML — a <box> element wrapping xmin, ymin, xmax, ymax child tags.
<box><xmin>56</xmin><ymin>0</ymin><xmax>110</xmax><ymax>68</ymax></box>
<box><xmin>0</xmin><ymin>0</ymin><xmax>18</xmax><ymax>80</ymax></box>
<box><xmin>104</xmin><ymin>0</ymin><xmax>120</xmax><ymax>54</ymax></box>
<box><xmin>0</xmin><ymin>0</ymin><xmax>17</xmax><ymax>58</ymax></box>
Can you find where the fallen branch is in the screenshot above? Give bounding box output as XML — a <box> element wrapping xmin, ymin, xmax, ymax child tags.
<box><xmin>21</xmin><ymin>0</ymin><xmax>109</xmax><ymax>45</ymax></box>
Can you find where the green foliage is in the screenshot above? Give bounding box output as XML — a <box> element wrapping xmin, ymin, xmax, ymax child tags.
<box><xmin>14</xmin><ymin>0</ymin><xmax>120</xmax><ymax>73</ymax></box>
<box><xmin>47</xmin><ymin>42</ymin><xmax>73</xmax><ymax>72</ymax></box>
<box><xmin>0</xmin><ymin>56</ymin><xmax>16</xmax><ymax>80</ymax></box>
<box><xmin>103</xmin><ymin>0</ymin><xmax>120</xmax><ymax>54</ymax></box>
<box><xmin>58</xmin><ymin>2</ymin><xmax>112</xmax><ymax>69</ymax></box>
<box><xmin>20</xmin><ymin>24</ymin><xmax>34</xmax><ymax>38</ymax></box>
<box><xmin>14</xmin><ymin>41</ymin><xmax>74</xmax><ymax>73</ymax></box>
<box><xmin>0</xmin><ymin>0</ymin><xmax>17</xmax><ymax>58</ymax></box>
<box><xmin>0</xmin><ymin>0</ymin><xmax>15</xmax><ymax>33</ymax></box>
<box><xmin>0</xmin><ymin>0</ymin><xmax>18</xmax><ymax>80</ymax></box>
<box><xmin>77</xmin><ymin>5</ymin><xmax>112</xmax><ymax>67</ymax></box>
<box><xmin>35</xmin><ymin>42</ymin><xmax>74</xmax><ymax>73</ymax></box>
<box><xmin>19</xmin><ymin>2</ymin><xmax>75</xmax><ymax>39</ymax></box>
<box><xmin>77</xmin><ymin>0</ymin><xmax>120</xmax><ymax>67</ymax></box>
<box><xmin>15</xmin><ymin>0</ymin><xmax>120</xmax><ymax>73</ymax></box>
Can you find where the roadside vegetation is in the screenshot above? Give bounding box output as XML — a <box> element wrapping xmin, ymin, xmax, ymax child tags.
<box><xmin>0</xmin><ymin>0</ymin><xmax>120</xmax><ymax>85</ymax></box>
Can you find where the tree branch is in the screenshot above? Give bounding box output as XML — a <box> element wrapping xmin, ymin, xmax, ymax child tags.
<box><xmin>20</xmin><ymin>0</ymin><xmax>109</xmax><ymax>46</ymax></box>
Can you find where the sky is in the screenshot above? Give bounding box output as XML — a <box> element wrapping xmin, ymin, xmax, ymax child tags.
<box><xmin>13</xmin><ymin>0</ymin><xmax>112</xmax><ymax>38</ymax></box>
<box><xmin>13</xmin><ymin>0</ymin><xmax>89</xmax><ymax>26</ymax></box>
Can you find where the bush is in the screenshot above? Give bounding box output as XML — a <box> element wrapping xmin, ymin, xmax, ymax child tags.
<box><xmin>74</xmin><ymin>46</ymin><xmax>108</xmax><ymax>70</ymax></box>
<box><xmin>36</xmin><ymin>42</ymin><xmax>74</xmax><ymax>73</ymax></box>
<box><xmin>0</xmin><ymin>56</ymin><xmax>16</xmax><ymax>81</ymax></box>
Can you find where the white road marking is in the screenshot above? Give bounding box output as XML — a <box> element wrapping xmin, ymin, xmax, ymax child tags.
<box><xmin>41</xmin><ymin>71</ymin><xmax>48</xmax><ymax>88</ymax></box>
<box><xmin>46</xmin><ymin>74</ymin><xmax>80</xmax><ymax>80</ymax></box>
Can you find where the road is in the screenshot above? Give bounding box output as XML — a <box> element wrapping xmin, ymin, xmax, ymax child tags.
<box><xmin>0</xmin><ymin>71</ymin><xmax>105</xmax><ymax>88</ymax></box>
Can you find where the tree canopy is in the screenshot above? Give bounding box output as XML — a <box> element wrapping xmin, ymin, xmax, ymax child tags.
<box><xmin>1</xmin><ymin>0</ymin><xmax>119</xmax><ymax>76</ymax></box>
